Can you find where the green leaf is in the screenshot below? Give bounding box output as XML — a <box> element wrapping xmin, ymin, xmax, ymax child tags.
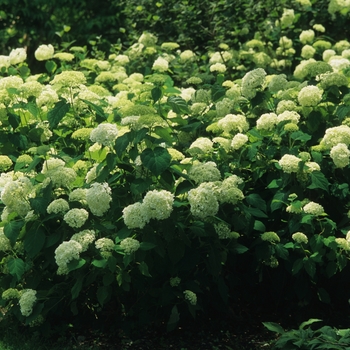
<box><xmin>275</xmin><ymin>243</ymin><xmax>289</xmax><ymax>260</ymax></box>
<box><xmin>80</xmin><ymin>98</ymin><xmax>107</xmax><ymax>121</ymax></box>
<box><xmin>91</xmin><ymin>259</ymin><xmax>107</xmax><ymax>268</ymax></box>
<box><xmin>211</xmin><ymin>84</ymin><xmax>226</xmax><ymax>101</ymax></box>
<box><xmin>262</xmin><ymin>322</ymin><xmax>285</xmax><ymax>334</ymax></box>
<box><xmin>138</xmin><ymin>261</ymin><xmax>152</xmax><ymax>277</ymax></box>
<box><xmin>253</xmin><ymin>220</ymin><xmax>266</xmax><ymax>232</ymax></box>
<box><xmin>130</xmin><ymin>178</ymin><xmax>152</xmax><ymax>196</ymax></box>
<box><xmin>154</xmin><ymin>126</ymin><xmax>174</xmax><ymax>143</ymax></box>
<box><xmin>303</xmin><ymin>257</ymin><xmax>316</xmax><ymax>278</ymax></box>
<box><xmin>45</xmin><ymin>60</ymin><xmax>57</xmax><ymax>74</ymax></box>
<box><xmin>299</xmin><ymin>318</ymin><xmax>322</xmax><ymax>330</ymax></box>
<box><xmin>245</xmin><ymin>193</ymin><xmax>267</xmax><ymax>212</ymax></box>
<box><xmin>151</xmin><ymin>86</ymin><xmax>163</xmax><ymax>103</ymax></box>
<box><xmin>114</xmin><ymin>132</ymin><xmax>131</xmax><ymax>158</ymax></box>
<box><xmin>97</xmin><ymin>286</ymin><xmax>110</xmax><ymax>306</ymax></box>
<box><xmin>4</xmin><ymin>220</ymin><xmax>24</xmax><ymax>246</ymax></box>
<box><xmin>317</xmin><ymin>288</ymin><xmax>330</xmax><ymax>304</ymax></box>
<box><xmin>290</xmin><ymin>131</ymin><xmax>312</xmax><ymax>142</ymax></box>
<box><xmin>168</xmin><ymin>240</ymin><xmax>185</xmax><ymax>264</ymax></box>
<box><xmin>71</xmin><ymin>275</ymin><xmax>84</xmax><ymax>300</ymax></box>
<box><xmin>67</xmin><ymin>258</ymin><xmax>86</xmax><ymax>272</ymax></box>
<box><xmin>245</xmin><ymin>207</ymin><xmax>268</xmax><ymax>218</ymax></box>
<box><xmin>7</xmin><ymin>258</ymin><xmax>25</xmax><ymax>280</ymax></box>
<box><xmin>141</xmin><ymin>147</ymin><xmax>171</xmax><ymax>176</ymax></box>
<box><xmin>307</xmin><ymin>171</ymin><xmax>329</xmax><ymax>192</ymax></box>
<box><xmin>292</xmin><ymin>258</ymin><xmax>304</xmax><ymax>275</ymax></box>
<box><xmin>24</xmin><ymin>226</ymin><xmax>46</xmax><ymax>258</ymax></box>
<box><xmin>139</xmin><ymin>242</ymin><xmax>156</xmax><ymax>251</ymax></box>
<box><xmin>234</xmin><ymin>243</ymin><xmax>249</xmax><ymax>254</ymax></box>
<box><xmin>47</xmin><ymin>99</ymin><xmax>70</xmax><ymax>129</ymax></box>
<box><xmin>8</xmin><ymin>113</ymin><xmax>20</xmax><ymax>130</ymax></box>
<box><xmin>167</xmin><ymin>95</ymin><xmax>190</xmax><ymax>114</ymax></box>
<box><xmin>167</xmin><ymin>305</ymin><xmax>180</xmax><ymax>332</ymax></box>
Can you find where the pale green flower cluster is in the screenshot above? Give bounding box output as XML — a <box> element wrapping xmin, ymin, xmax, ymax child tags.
<box><xmin>277</xmin><ymin>110</ymin><xmax>301</xmax><ymax>125</ymax></box>
<box><xmin>280</xmin><ymin>8</ymin><xmax>295</xmax><ymax>27</ymax></box>
<box><xmin>0</xmin><ymin>176</ymin><xmax>33</xmax><ymax>216</ymax></box>
<box><xmin>2</xmin><ymin>288</ymin><xmax>20</xmax><ymax>300</ymax></box>
<box><xmin>214</xmin><ymin>222</ymin><xmax>232</xmax><ymax>239</ymax></box>
<box><xmin>180</xmin><ymin>50</ymin><xmax>196</xmax><ymax>62</ymax></box>
<box><xmin>256</xmin><ymin>113</ymin><xmax>277</xmax><ymax>131</ymax></box>
<box><xmin>41</xmin><ymin>158</ymin><xmax>77</xmax><ymax>188</ymax></box>
<box><xmin>330</xmin><ymin>143</ymin><xmax>350</xmax><ymax>168</ymax></box>
<box><xmin>95</xmin><ymin>237</ymin><xmax>115</xmax><ymax>251</ymax></box>
<box><xmin>34</xmin><ymin>44</ymin><xmax>54</xmax><ymax>61</ymax></box>
<box><xmin>231</xmin><ymin>133</ymin><xmax>248</xmax><ymax>150</ymax></box>
<box><xmin>297</xmin><ymin>85</ymin><xmax>323</xmax><ymax>106</ymax></box>
<box><xmin>313</xmin><ymin>24</ymin><xmax>325</xmax><ymax>32</ymax></box>
<box><xmin>241</xmin><ymin>68</ymin><xmax>266</xmax><ymax>99</ymax></box>
<box><xmin>63</xmin><ymin>208</ymin><xmax>89</xmax><ymax>228</ymax></box>
<box><xmin>152</xmin><ymin>56</ymin><xmax>169</xmax><ymax>72</ymax></box>
<box><xmin>170</xmin><ymin>277</ymin><xmax>181</xmax><ymax>287</ymax></box>
<box><xmin>303</xmin><ymin>201</ymin><xmax>324</xmax><ymax>215</ymax></box>
<box><xmin>188</xmin><ymin>161</ymin><xmax>221</xmax><ymax>184</ymax></box>
<box><xmin>301</xmin><ymin>45</ymin><xmax>316</xmax><ymax>59</ymax></box>
<box><xmin>120</xmin><ymin>237</ymin><xmax>140</xmax><ymax>254</ymax></box>
<box><xmin>299</xmin><ymin>30</ymin><xmax>315</xmax><ymax>44</ymax></box>
<box><xmin>86</xmin><ymin>182</ymin><xmax>112</xmax><ymax>216</ymax></box>
<box><xmin>261</xmin><ymin>231</ymin><xmax>280</xmax><ymax>243</ymax></box>
<box><xmin>55</xmin><ymin>240</ymin><xmax>83</xmax><ymax>275</ymax></box>
<box><xmin>219</xmin><ymin>175</ymin><xmax>245</xmax><ymax>205</ymax></box>
<box><xmin>320</xmin><ymin>125</ymin><xmax>350</xmax><ymax>149</ymax></box>
<box><xmin>278</xmin><ymin>154</ymin><xmax>301</xmax><ymax>173</ymax></box>
<box><xmin>71</xmin><ymin>230</ymin><xmax>96</xmax><ymax>252</ymax></box>
<box><xmin>9</xmin><ymin>48</ymin><xmax>27</xmax><ymax>65</ymax></box>
<box><xmin>183</xmin><ymin>290</ymin><xmax>197</xmax><ymax>305</ymax></box>
<box><xmin>188</xmin><ymin>137</ymin><xmax>213</xmax><ymax>157</ymax></box>
<box><xmin>268</xmin><ymin>74</ymin><xmax>288</xmax><ymax>93</ymax></box>
<box><xmin>47</xmin><ymin>198</ymin><xmax>70</xmax><ymax>215</ymax></box>
<box><xmin>217</xmin><ymin>114</ymin><xmax>249</xmax><ymax>133</ymax></box>
<box><xmin>122</xmin><ymin>202</ymin><xmax>149</xmax><ymax>229</ymax></box>
<box><xmin>19</xmin><ymin>289</ymin><xmax>37</xmax><ymax>317</ymax></box>
<box><xmin>210</xmin><ymin>63</ymin><xmax>226</xmax><ymax>73</ymax></box>
<box><xmin>69</xmin><ymin>188</ymin><xmax>87</xmax><ymax>203</ymax></box>
<box><xmin>50</xmin><ymin>71</ymin><xmax>86</xmax><ymax>87</ymax></box>
<box><xmin>0</xmin><ymin>155</ymin><xmax>12</xmax><ymax>171</ymax></box>
<box><xmin>142</xmin><ymin>189</ymin><xmax>174</xmax><ymax>220</ymax></box>
<box><xmin>0</xmin><ymin>228</ymin><xmax>11</xmax><ymax>252</ymax></box>
<box><xmin>292</xmin><ymin>232</ymin><xmax>308</xmax><ymax>244</ymax></box>
<box><xmin>328</xmin><ymin>0</ymin><xmax>350</xmax><ymax>19</ymax></box>
<box><xmin>335</xmin><ymin>238</ymin><xmax>350</xmax><ymax>251</ymax></box>
<box><xmin>318</xmin><ymin>72</ymin><xmax>348</xmax><ymax>89</ymax></box>
<box><xmin>90</xmin><ymin>123</ymin><xmax>118</xmax><ymax>146</ymax></box>
<box><xmin>188</xmin><ymin>182</ymin><xmax>219</xmax><ymax>219</ymax></box>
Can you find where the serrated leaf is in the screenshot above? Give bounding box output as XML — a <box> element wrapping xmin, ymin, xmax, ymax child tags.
<box><xmin>262</xmin><ymin>322</ymin><xmax>285</xmax><ymax>334</ymax></box>
<box><xmin>4</xmin><ymin>220</ymin><xmax>24</xmax><ymax>246</ymax></box>
<box><xmin>245</xmin><ymin>193</ymin><xmax>267</xmax><ymax>212</ymax></box>
<box><xmin>307</xmin><ymin>171</ymin><xmax>329</xmax><ymax>192</ymax></box>
<box><xmin>138</xmin><ymin>261</ymin><xmax>152</xmax><ymax>277</ymax></box>
<box><xmin>114</xmin><ymin>132</ymin><xmax>131</xmax><ymax>157</ymax></box>
<box><xmin>47</xmin><ymin>99</ymin><xmax>70</xmax><ymax>129</ymax></box>
<box><xmin>167</xmin><ymin>95</ymin><xmax>190</xmax><ymax>114</ymax></box>
<box><xmin>24</xmin><ymin>226</ymin><xmax>46</xmax><ymax>258</ymax></box>
<box><xmin>97</xmin><ymin>286</ymin><xmax>110</xmax><ymax>306</ymax></box>
<box><xmin>7</xmin><ymin>257</ymin><xmax>25</xmax><ymax>280</ymax></box>
<box><xmin>141</xmin><ymin>147</ymin><xmax>171</xmax><ymax>176</ymax></box>
<box><xmin>303</xmin><ymin>258</ymin><xmax>316</xmax><ymax>278</ymax></box>
<box><xmin>8</xmin><ymin>113</ymin><xmax>20</xmax><ymax>130</ymax></box>
<box><xmin>151</xmin><ymin>86</ymin><xmax>163</xmax><ymax>103</ymax></box>
<box><xmin>71</xmin><ymin>275</ymin><xmax>84</xmax><ymax>300</ymax></box>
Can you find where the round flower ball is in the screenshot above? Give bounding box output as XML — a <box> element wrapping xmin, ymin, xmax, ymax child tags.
<box><xmin>298</xmin><ymin>85</ymin><xmax>322</xmax><ymax>107</ymax></box>
<box><xmin>35</xmin><ymin>44</ymin><xmax>55</xmax><ymax>61</ymax></box>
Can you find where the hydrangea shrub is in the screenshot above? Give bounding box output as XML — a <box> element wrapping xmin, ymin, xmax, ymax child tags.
<box><xmin>1</xmin><ymin>2</ymin><xmax>350</xmax><ymax>332</ymax></box>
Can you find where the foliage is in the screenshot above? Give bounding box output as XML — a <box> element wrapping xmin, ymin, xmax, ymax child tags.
<box><xmin>264</xmin><ymin>319</ymin><xmax>350</xmax><ymax>349</ymax></box>
<box><xmin>0</xmin><ymin>0</ymin><xmax>350</xmax><ymax>337</ymax></box>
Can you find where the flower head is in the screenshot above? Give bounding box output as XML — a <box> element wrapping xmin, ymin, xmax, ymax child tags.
<box><xmin>9</xmin><ymin>48</ymin><xmax>27</xmax><ymax>65</ymax></box>
<box><xmin>143</xmin><ymin>190</ymin><xmax>174</xmax><ymax>220</ymax></box>
<box><xmin>35</xmin><ymin>44</ymin><xmax>54</xmax><ymax>61</ymax></box>
<box><xmin>303</xmin><ymin>202</ymin><xmax>324</xmax><ymax>215</ymax></box>
<box><xmin>63</xmin><ymin>208</ymin><xmax>89</xmax><ymax>228</ymax></box>
<box><xmin>55</xmin><ymin>240</ymin><xmax>83</xmax><ymax>275</ymax></box>
<box><xmin>292</xmin><ymin>232</ymin><xmax>308</xmax><ymax>244</ymax></box>
<box><xmin>47</xmin><ymin>198</ymin><xmax>70</xmax><ymax>215</ymax></box>
<box><xmin>90</xmin><ymin>123</ymin><xmax>118</xmax><ymax>146</ymax></box>
<box><xmin>120</xmin><ymin>238</ymin><xmax>140</xmax><ymax>254</ymax></box>
<box><xmin>261</xmin><ymin>231</ymin><xmax>280</xmax><ymax>243</ymax></box>
<box><xmin>123</xmin><ymin>202</ymin><xmax>149</xmax><ymax>229</ymax></box>
<box><xmin>183</xmin><ymin>290</ymin><xmax>197</xmax><ymax>305</ymax></box>
<box><xmin>86</xmin><ymin>182</ymin><xmax>112</xmax><ymax>216</ymax></box>
<box><xmin>298</xmin><ymin>85</ymin><xmax>322</xmax><ymax>107</ymax></box>
<box><xmin>330</xmin><ymin>143</ymin><xmax>350</xmax><ymax>168</ymax></box>
<box><xmin>279</xmin><ymin>154</ymin><xmax>301</xmax><ymax>173</ymax></box>
<box><xmin>19</xmin><ymin>289</ymin><xmax>37</xmax><ymax>316</ymax></box>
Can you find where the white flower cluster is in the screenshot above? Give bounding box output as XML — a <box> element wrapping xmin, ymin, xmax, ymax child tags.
<box><xmin>303</xmin><ymin>201</ymin><xmax>324</xmax><ymax>215</ymax></box>
<box><xmin>217</xmin><ymin>114</ymin><xmax>249</xmax><ymax>133</ymax></box>
<box><xmin>71</xmin><ymin>229</ymin><xmax>96</xmax><ymax>251</ymax></box>
<box><xmin>120</xmin><ymin>237</ymin><xmax>140</xmax><ymax>254</ymax></box>
<box><xmin>47</xmin><ymin>198</ymin><xmax>70</xmax><ymax>215</ymax></box>
<box><xmin>231</xmin><ymin>133</ymin><xmax>249</xmax><ymax>150</ymax></box>
<box><xmin>95</xmin><ymin>237</ymin><xmax>115</xmax><ymax>252</ymax></box>
<box><xmin>9</xmin><ymin>48</ymin><xmax>27</xmax><ymax>65</ymax></box>
<box><xmin>170</xmin><ymin>277</ymin><xmax>181</xmax><ymax>287</ymax></box>
<box><xmin>256</xmin><ymin>113</ymin><xmax>278</xmax><ymax>131</ymax></box>
<box><xmin>277</xmin><ymin>111</ymin><xmax>301</xmax><ymax>125</ymax></box>
<box><xmin>241</xmin><ymin>68</ymin><xmax>266</xmax><ymax>99</ymax></box>
<box><xmin>86</xmin><ymin>182</ymin><xmax>112</xmax><ymax>216</ymax></box>
<box><xmin>188</xmin><ymin>137</ymin><xmax>213</xmax><ymax>157</ymax></box>
<box><xmin>299</xmin><ymin>30</ymin><xmax>315</xmax><ymax>44</ymax></box>
<box><xmin>320</xmin><ymin>125</ymin><xmax>350</xmax><ymax>149</ymax></box>
<box><xmin>183</xmin><ymin>290</ymin><xmax>197</xmax><ymax>305</ymax></box>
<box><xmin>34</xmin><ymin>44</ymin><xmax>54</xmax><ymax>61</ymax></box>
<box><xmin>279</xmin><ymin>154</ymin><xmax>301</xmax><ymax>173</ymax></box>
<box><xmin>0</xmin><ymin>227</ymin><xmax>11</xmax><ymax>252</ymax></box>
<box><xmin>63</xmin><ymin>208</ymin><xmax>89</xmax><ymax>228</ymax></box>
<box><xmin>188</xmin><ymin>183</ymin><xmax>219</xmax><ymax>219</ymax></box>
<box><xmin>55</xmin><ymin>240</ymin><xmax>83</xmax><ymax>275</ymax></box>
<box><xmin>261</xmin><ymin>231</ymin><xmax>280</xmax><ymax>243</ymax></box>
<box><xmin>19</xmin><ymin>289</ymin><xmax>37</xmax><ymax>317</ymax></box>
<box><xmin>292</xmin><ymin>232</ymin><xmax>308</xmax><ymax>244</ymax></box>
<box><xmin>0</xmin><ymin>176</ymin><xmax>33</xmax><ymax>216</ymax></box>
<box><xmin>219</xmin><ymin>175</ymin><xmax>245</xmax><ymax>205</ymax></box>
<box><xmin>123</xmin><ymin>190</ymin><xmax>174</xmax><ymax>229</ymax></box>
<box><xmin>90</xmin><ymin>123</ymin><xmax>118</xmax><ymax>146</ymax></box>
<box><xmin>152</xmin><ymin>56</ymin><xmax>169</xmax><ymax>72</ymax></box>
<box><xmin>330</xmin><ymin>143</ymin><xmax>350</xmax><ymax>168</ymax></box>
<box><xmin>41</xmin><ymin>158</ymin><xmax>77</xmax><ymax>188</ymax></box>
<box><xmin>188</xmin><ymin>162</ymin><xmax>222</xmax><ymax>184</ymax></box>
<box><xmin>297</xmin><ymin>85</ymin><xmax>323</xmax><ymax>106</ymax></box>
<box><xmin>214</xmin><ymin>222</ymin><xmax>232</xmax><ymax>239</ymax></box>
